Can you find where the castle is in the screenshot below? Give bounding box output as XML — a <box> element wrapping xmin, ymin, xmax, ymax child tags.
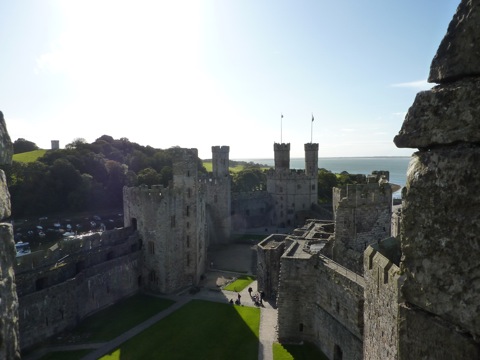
<box><xmin>2</xmin><ymin>1</ymin><xmax>480</xmax><ymax>358</ymax></box>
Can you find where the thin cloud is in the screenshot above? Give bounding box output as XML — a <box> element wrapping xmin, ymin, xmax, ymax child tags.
<box><xmin>390</xmin><ymin>79</ymin><xmax>433</xmax><ymax>91</ymax></box>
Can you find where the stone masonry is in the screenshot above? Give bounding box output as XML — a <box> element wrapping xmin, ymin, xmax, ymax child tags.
<box><xmin>0</xmin><ymin>111</ymin><xmax>20</xmax><ymax>359</ymax></box>
<box><xmin>392</xmin><ymin>0</ymin><xmax>480</xmax><ymax>357</ymax></box>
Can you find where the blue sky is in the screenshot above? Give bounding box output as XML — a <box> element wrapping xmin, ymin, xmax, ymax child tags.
<box><xmin>0</xmin><ymin>1</ymin><xmax>459</xmax><ymax>159</ymax></box>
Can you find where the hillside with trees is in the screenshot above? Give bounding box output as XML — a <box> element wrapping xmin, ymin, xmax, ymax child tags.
<box><xmin>2</xmin><ymin>136</ymin><xmax>206</xmax><ymax>217</ymax></box>
<box><xmin>2</xmin><ymin>135</ymin><xmax>357</xmax><ymax>218</ymax></box>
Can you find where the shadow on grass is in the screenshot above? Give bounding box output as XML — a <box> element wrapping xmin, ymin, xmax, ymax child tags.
<box><xmin>57</xmin><ymin>293</ymin><xmax>175</xmax><ymax>344</ymax></box>
<box><xmin>100</xmin><ymin>300</ymin><xmax>260</xmax><ymax>360</ymax></box>
<box><xmin>273</xmin><ymin>342</ymin><xmax>328</xmax><ymax>360</ymax></box>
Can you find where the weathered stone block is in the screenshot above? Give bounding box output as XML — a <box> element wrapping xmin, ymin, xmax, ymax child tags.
<box><xmin>429</xmin><ymin>0</ymin><xmax>480</xmax><ymax>83</ymax></box>
<box><xmin>400</xmin><ymin>146</ymin><xmax>480</xmax><ymax>337</ymax></box>
<box><xmin>394</xmin><ymin>78</ymin><xmax>480</xmax><ymax>149</ymax></box>
<box><xmin>0</xmin><ymin>111</ymin><xmax>12</xmax><ymax>165</ymax></box>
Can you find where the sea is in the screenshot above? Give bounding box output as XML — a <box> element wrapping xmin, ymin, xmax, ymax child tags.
<box><xmin>235</xmin><ymin>157</ymin><xmax>411</xmax><ymax>198</ymax></box>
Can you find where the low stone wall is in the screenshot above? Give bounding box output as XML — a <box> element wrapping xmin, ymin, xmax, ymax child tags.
<box><xmin>18</xmin><ymin>252</ymin><xmax>141</xmax><ymax>350</ymax></box>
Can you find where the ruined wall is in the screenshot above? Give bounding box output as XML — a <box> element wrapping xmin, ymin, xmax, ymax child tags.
<box><xmin>0</xmin><ymin>111</ymin><xmax>20</xmax><ymax>360</ymax></box>
<box><xmin>332</xmin><ymin>180</ymin><xmax>392</xmax><ymax>273</ymax></box>
<box><xmin>392</xmin><ymin>0</ymin><xmax>480</xmax><ymax>356</ymax></box>
<box><xmin>277</xmin><ymin>242</ymin><xmax>364</xmax><ymax>360</ymax></box>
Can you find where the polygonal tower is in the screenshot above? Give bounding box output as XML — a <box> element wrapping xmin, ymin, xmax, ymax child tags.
<box><xmin>304</xmin><ymin>143</ymin><xmax>319</xmax><ymax>176</ymax></box>
<box><xmin>274</xmin><ymin>143</ymin><xmax>290</xmax><ymax>171</ymax></box>
<box><xmin>206</xmin><ymin>146</ymin><xmax>232</xmax><ymax>244</ymax></box>
<box><xmin>212</xmin><ymin>146</ymin><xmax>229</xmax><ymax>178</ymax></box>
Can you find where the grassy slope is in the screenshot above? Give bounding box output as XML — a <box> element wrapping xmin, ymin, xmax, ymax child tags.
<box><xmin>12</xmin><ymin>149</ymin><xmax>47</xmax><ymax>163</ymax></box>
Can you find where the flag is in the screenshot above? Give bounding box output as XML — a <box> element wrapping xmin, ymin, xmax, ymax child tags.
<box><xmin>312</xmin><ymin>114</ymin><xmax>314</xmax><ymax>122</ymax></box>
<box><xmin>281</xmin><ymin>113</ymin><xmax>283</xmax><ymax>118</ymax></box>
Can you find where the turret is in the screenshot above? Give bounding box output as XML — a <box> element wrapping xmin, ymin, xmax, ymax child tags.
<box><xmin>211</xmin><ymin>146</ymin><xmax>230</xmax><ymax>177</ymax></box>
<box><xmin>274</xmin><ymin>143</ymin><xmax>290</xmax><ymax>171</ymax></box>
<box><xmin>304</xmin><ymin>143</ymin><xmax>319</xmax><ymax>176</ymax></box>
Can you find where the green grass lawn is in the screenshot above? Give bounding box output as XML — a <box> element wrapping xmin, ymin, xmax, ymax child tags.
<box><xmin>61</xmin><ymin>294</ymin><xmax>175</xmax><ymax>343</ymax></box>
<box><xmin>100</xmin><ymin>299</ymin><xmax>260</xmax><ymax>360</ymax></box>
<box><xmin>223</xmin><ymin>275</ymin><xmax>256</xmax><ymax>292</ymax></box>
<box><xmin>13</xmin><ymin>149</ymin><xmax>47</xmax><ymax>163</ymax></box>
<box><xmin>273</xmin><ymin>342</ymin><xmax>328</xmax><ymax>360</ymax></box>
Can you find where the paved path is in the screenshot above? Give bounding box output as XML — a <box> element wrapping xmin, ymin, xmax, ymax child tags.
<box><xmin>23</xmin><ymin>279</ymin><xmax>278</xmax><ymax>360</ymax></box>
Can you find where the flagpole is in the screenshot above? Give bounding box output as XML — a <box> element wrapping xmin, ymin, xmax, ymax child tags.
<box><xmin>311</xmin><ymin>113</ymin><xmax>314</xmax><ymax>143</ymax></box>
<box><xmin>281</xmin><ymin>113</ymin><xmax>283</xmax><ymax>143</ymax></box>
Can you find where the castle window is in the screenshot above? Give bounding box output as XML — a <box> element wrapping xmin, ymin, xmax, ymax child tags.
<box><xmin>187</xmin><ymin>170</ymin><xmax>190</xmax><ymax>177</ymax></box>
<box><xmin>299</xmin><ymin>323</ymin><xmax>304</xmax><ymax>332</ymax></box>
<box><xmin>171</xmin><ymin>215</ymin><xmax>176</xmax><ymax>227</ymax></box>
<box><xmin>297</xmin><ymin>184</ymin><xmax>301</xmax><ymax>189</ymax></box>
<box><xmin>311</xmin><ymin>184</ymin><xmax>315</xmax><ymax>190</ymax></box>
<box><xmin>148</xmin><ymin>241</ymin><xmax>155</xmax><ymax>254</ymax></box>
<box><xmin>186</xmin><ymin>206</ymin><xmax>190</xmax><ymax>216</ymax></box>
<box><xmin>149</xmin><ymin>270</ymin><xmax>156</xmax><ymax>283</ymax></box>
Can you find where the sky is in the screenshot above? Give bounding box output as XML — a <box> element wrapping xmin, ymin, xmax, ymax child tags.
<box><xmin>0</xmin><ymin>0</ymin><xmax>459</xmax><ymax>159</ymax></box>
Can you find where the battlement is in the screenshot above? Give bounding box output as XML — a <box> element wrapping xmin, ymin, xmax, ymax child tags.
<box><xmin>211</xmin><ymin>145</ymin><xmax>230</xmax><ymax>154</ymax></box>
<box><xmin>334</xmin><ymin>181</ymin><xmax>392</xmax><ymax>207</ymax></box>
<box><xmin>266</xmin><ymin>168</ymin><xmax>316</xmax><ymax>180</ymax></box>
<box><xmin>274</xmin><ymin>143</ymin><xmax>290</xmax><ymax>151</ymax></box>
<box><xmin>304</xmin><ymin>143</ymin><xmax>319</xmax><ymax>151</ymax></box>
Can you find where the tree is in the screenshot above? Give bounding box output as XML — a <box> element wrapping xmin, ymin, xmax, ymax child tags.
<box><xmin>317</xmin><ymin>169</ymin><xmax>338</xmax><ymax>203</ymax></box>
<box><xmin>13</xmin><ymin>138</ymin><xmax>38</xmax><ymax>154</ymax></box>
<box><xmin>232</xmin><ymin>168</ymin><xmax>266</xmax><ymax>192</ymax></box>
<box><xmin>137</xmin><ymin>168</ymin><xmax>162</xmax><ymax>186</ymax></box>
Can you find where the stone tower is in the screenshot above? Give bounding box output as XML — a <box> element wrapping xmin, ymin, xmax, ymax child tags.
<box><xmin>0</xmin><ymin>111</ymin><xmax>20</xmax><ymax>359</ymax></box>
<box><xmin>123</xmin><ymin>148</ymin><xmax>207</xmax><ymax>294</ymax></box>
<box><xmin>212</xmin><ymin>145</ymin><xmax>229</xmax><ymax>177</ymax></box>
<box><xmin>267</xmin><ymin>142</ymin><xmax>320</xmax><ymax>228</ymax></box>
<box><xmin>51</xmin><ymin>140</ymin><xmax>59</xmax><ymax>150</ymax></box>
<box><xmin>304</xmin><ymin>143</ymin><xmax>318</xmax><ymax>176</ymax></box>
<box><xmin>206</xmin><ymin>146</ymin><xmax>231</xmax><ymax>244</ymax></box>
<box><xmin>274</xmin><ymin>143</ymin><xmax>290</xmax><ymax>171</ymax></box>
<box><xmin>388</xmin><ymin>0</ymin><xmax>480</xmax><ymax>357</ymax></box>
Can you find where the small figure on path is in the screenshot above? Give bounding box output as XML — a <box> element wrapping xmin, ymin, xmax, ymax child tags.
<box><xmin>237</xmin><ymin>293</ymin><xmax>241</xmax><ymax>304</ymax></box>
<box><xmin>229</xmin><ymin>299</ymin><xmax>234</xmax><ymax>305</ymax></box>
<box><xmin>260</xmin><ymin>290</ymin><xmax>265</xmax><ymax>305</ymax></box>
<box><xmin>248</xmin><ymin>287</ymin><xmax>253</xmax><ymax>297</ymax></box>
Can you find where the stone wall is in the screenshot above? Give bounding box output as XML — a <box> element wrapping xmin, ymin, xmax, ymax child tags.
<box><xmin>231</xmin><ymin>191</ymin><xmax>272</xmax><ymax>230</ymax></box>
<box><xmin>392</xmin><ymin>0</ymin><xmax>480</xmax><ymax>357</ymax></box>
<box><xmin>123</xmin><ymin>148</ymin><xmax>207</xmax><ymax>294</ymax></box>
<box><xmin>18</xmin><ymin>252</ymin><xmax>140</xmax><ymax>350</ymax></box>
<box><xmin>332</xmin><ymin>179</ymin><xmax>392</xmax><ymax>273</ymax></box>
<box><xmin>363</xmin><ymin>246</ymin><xmax>403</xmax><ymax>360</ymax></box>
<box><xmin>267</xmin><ymin>142</ymin><xmax>319</xmax><ymax>229</ymax></box>
<box><xmin>15</xmin><ymin>228</ymin><xmax>141</xmax><ymax>350</ymax></box>
<box><xmin>256</xmin><ymin>234</ymin><xmax>287</xmax><ymax>301</ymax></box>
<box><xmin>206</xmin><ymin>146</ymin><xmax>231</xmax><ymax>244</ymax></box>
<box><xmin>277</xmin><ymin>241</ymin><xmax>364</xmax><ymax>360</ymax></box>
<box><xmin>0</xmin><ymin>111</ymin><xmax>20</xmax><ymax>359</ymax></box>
